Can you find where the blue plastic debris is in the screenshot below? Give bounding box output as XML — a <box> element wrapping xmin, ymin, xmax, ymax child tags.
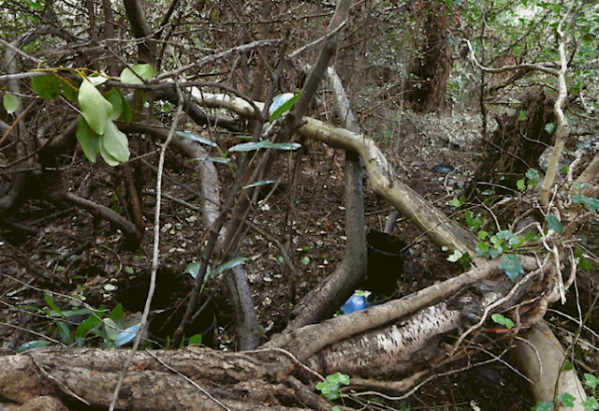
<box><xmin>340</xmin><ymin>294</ymin><xmax>368</xmax><ymax>314</ymax></box>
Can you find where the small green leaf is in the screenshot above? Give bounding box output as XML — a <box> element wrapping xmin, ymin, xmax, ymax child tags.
<box><xmin>557</xmin><ymin>392</ymin><xmax>576</xmax><ymax>408</ymax></box>
<box><xmin>3</xmin><ymin>93</ymin><xmax>19</xmax><ymax>113</ymax></box>
<box><xmin>478</xmin><ymin>230</ymin><xmax>489</xmax><ymax>240</ymax></box>
<box><xmin>531</xmin><ymin>401</ymin><xmax>554</xmax><ymax>411</ymax></box>
<box><xmin>192</xmin><ymin>157</ymin><xmax>230</xmax><ymax>164</ymax></box>
<box><xmin>228</xmin><ymin>140</ymin><xmax>301</xmax><ymax>152</ymax></box>
<box><xmin>517</xmin><ymin>178</ymin><xmax>526</xmax><ymax>191</ymax></box>
<box><xmin>517</xmin><ymin>110</ymin><xmax>527</xmax><ymax>121</ymax></box>
<box><xmin>578</xmin><ymin>257</ymin><xmax>594</xmax><ymax>271</ymax></box>
<box><xmin>269</xmin><ymin>93</ymin><xmax>301</xmax><ymax>122</ymax></box>
<box><xmin>499</xmin><ymin>254</ymin><xmax>524</xmax><ymax>280</ymax></box>
<box><xmin>573</xmin><ymin>195</ymin><xmax>599</xmax><ymax>211</ymax></box>
<box><xmin>210</xmin><ymin>257</ymin><xmax>248</xmax><ymax>276</ymax></box>
<box><xmin>32</xmin><ymin>74</ymin><xmax>61</xmax><ymax>100</ymax></box>
<box><xmin>491</xmin><ymin>313</ymin><xmax>514</xmax><ymax>329</ymax></box>
<box><xmin>545</xmin><ymin>214</ymin><xmax>563</xmax><ymax>233</ymax></box>
<box><xmin>526</xmin><ymin>169</ymin><xmax>539</xmax><ymax>180</ymax></box>
<box><xmin>301</xmin><ymin>256</ymin><xmax>310</xmax><ymax>265</ymax></box>
<box><xmin>176</xmin><ymin>131</ymin><xmax>218</xmax><ymax>147</ymax></box>
<box><xmin>585</xmin><ymin>373</ymin><xmax>599</xmax><ymax>389</ymax></box>
<box><xmin>57</xmin><ymin>321</ymin><xmax>74</xmax><ymax>345</ymax></box>
<box><xmin>447</xmin><ymin>250</ymin><xmax>463</xmax><ymax>262</ymax></box>
<box><xmin>79</xmin><ymin>78</ymin><xmax>113</xmax><ymax>135</ymax></box>
<box><xmin>103</xmin><ymin>318</ymin><xmax>121</xmax><ymax>341</ymax></box>
<box><xmin>124</xmin><ymin>266</ymin><xmax>134</xmax><ymax>274</ymax></box>
<box><xmin>449</xmin><ymin>197</ymin><xmax>462</xmax><ymax>207</ymax></box>
<box><xmin>44</xmin><ymin>292</ymin><xmax>65</xmax><ymax>318</ymax></box>
<box><xmin>188</xmin><ymin>334</ymin><xmax>203</xmax><ymax>347</ymax></box>
<box><xmin>242</xmin><ymin>180</ymin><xmax>276</xmax><ymax>189</ymax></box>
<box><xmin>76</xmin><ymin>116</ymin><xmax>101</xmax><ymax>162</ymax></box>
<box><xmin>582</xmin><ymin>397</ymin><xmax>599</xmax><ymax>410</ymax></box>
<box><xmin>185</xmin><ymin>261</ymin><xmax>201</xmax><ymax>279</ymax></box>
<box><xmin>544</xmin><ymin>123</ymin><xmax>555</xmax><ymax>135</ymax></box>
<box><xmin>120</xmin><ymin>64</ymin><xmax>154</xmax><ymax>84</ymax></box>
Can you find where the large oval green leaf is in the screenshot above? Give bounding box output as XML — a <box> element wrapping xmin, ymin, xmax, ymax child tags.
<box><xmin>99</xmin><ymin>120</ymin><xmax>130</xmax><ymax>166</ymax></box>
<box><xmin>32</xmin><ymin>74</ymin><xmax>61</xmax><ymax>100</ymax></box>
<box><xmin>76</xmin><ymin>116</ymin><xmax>101</xmax><ymax>162</ymax></box>
<box><xmin>79</xmin><ymin>79</ymin><xmax>113</xmax><ymax>135</ymax></box>
<box><xmin>120</xmin><ymin>64</ymin><xmax>154</xmax><ymax>85</ymax></box>
<box><xmin>3</xmin><ymin>93</ymin><xmax>19</xmax><ymax>113</ymax></box>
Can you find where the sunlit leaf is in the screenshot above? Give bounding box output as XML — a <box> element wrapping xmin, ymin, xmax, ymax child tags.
<box><xmin>544</xmin><ymin>123</ymin><xmax>555</xmax><ymax>135</ymax></box>
<box><xmin>120</xmin><ymin>64</ymin><xmax>154</xmax><ymax>84</ymax></box>
<box><xmin>104</xmin><ymin>88</ymin><xmax>124</xmax><ymax>120</ymax></box>
<box><xmin>228</xmin><ymin>140</ymin><xmax>301</xmax><ymax>152</ymax></box>
<box><xmin>79</xmin><ymin>78</ymin><xmax>113</xmax><ymax>135</ymax></box>
<box><xmin>32</xmin><ymin>74</ymin><xmax>61</xmax><ymax>100</ymax></box>
<box><xmin>3</xmin><ymin>93</ymin><xmax>19</xmax><ymax>113</ymax></box>
<box><xmin>115</xmin><ymin>323</ymin><xmax>140</xmax><ymax>347</ymax></box>
<box><xmin>176</xmin><ymin>131</ymin><xmax>218</xmax><ymax>147</ymax></box>
<box><xmin>185</xmin><ymin>261</ymin><xmax>201</xmax><ymax>279</ymax></box>
<box><xmin>88</xmin><ymin>75</ymin><xmax>109</xmax><ymax>86</ymax></box>
<box><xmin>557</xmin><ymin>392</ymin><xmax>575</xmax><ymax>408</ymax></box>
<box><xmin>243</xmin><ymin>180</ymin><xmax>276</xmax><ymax>189</ymax></box>
<box><xmin>491</xmin><ymin>313</ymin><xmax>514</xmax><ymax>329</ymax></box>
<box><xmin>269</xmin><ymin>93</ymin><xmax>300</xmax><ymax>122</ymax></box>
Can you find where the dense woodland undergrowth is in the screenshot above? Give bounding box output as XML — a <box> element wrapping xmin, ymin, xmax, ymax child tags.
<box><xmin>1</xmin><ymin>0</ymin><xmax>599</xmax><ymax>410</ymax></box>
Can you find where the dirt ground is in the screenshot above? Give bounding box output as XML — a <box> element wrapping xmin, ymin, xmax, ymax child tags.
<box><xmin>2</xmin><ymin>103</ymin><xmax>597</xmax><ymax>410</ymax></box>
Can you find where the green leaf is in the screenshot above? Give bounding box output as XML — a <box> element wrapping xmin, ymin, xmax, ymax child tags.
<box><xmin>228</xmin><ymin>140</ymin><xmax>301</xmax><ymax>152</ymax></box>
<box><xmin>544</xmin><ymin>123</ymin><xmax>555</xmax><ymax>135</ymax></box>
<box><xmin>557</xmin><ymin>392</ymin><xmax>576</xmax><ymax>408</ymax></box>
<box><xmin>210</xmin><ymin>256</ymin><xmax>248</xmax><ymax>276</ymax></box>
<box><xmin>447</xmin><ymin>250</ymin><xmax>463</xmax><ymax>262</ymax></box>
<box><xmin>526</xmin><ymin>169</ymin><xmax>539</xmax><ymax>180</ymax></box>
<box><xmin>478</xmin><ymin>230</ymin><xmax>489</xmax><ymax>240</ymax></box>
<box><xmin>573</xmin><ymin>195</ymin><xmax>599</xmax><ymax>211</ymax></box>
<box><xmin>103</xmin><ymin>318</ymin><xmax>121</xmax><ymax>341</ymax></box>
<box><xmin>3</xmin><ymin>93</ymin><xmax>19</xmax><ymax>113</ymax></box>
<box><xmin>242</xmin><ymin>180</ymin><xmax>276</xmax><ymax>189</ymax></box>
<box><xmin>517</xmin><ymin>110</ymin><xmax>527</xmax><ymax>121</ymax></box>
<box><xmin>517</xmin><ymin>178</ymin><xmax>526</xmax><ymax>191</ymax></box>
<box><xmin>449</xmin><ymin>197</ymin><xmax>461</xmax><ymax>207</ymax></box>
<box><xmin>176</xmin><ymin>131</ymin><xmax>218</xmax><ymax>147</ymax></box>
<box><xmin>269</xmin><ymin>93</ymin><xmax>301</xmax><ymax>122</ymax></box>
<box><xmin>491</xmin><ymin>313</ymin><xmax>514</xmax><ymax>329</ymax></box>
<box><xmin>188</xmin><ymin>334</ymin><xmax>203</xmax><ymax>347</ymax></box>
<box><xmin>545</xmin><ymin>214</ymin><xmax>563</xmax><ymax>233</ymax></box>
<box><xmin>192</xmin><ymin>157</ymin><xmax>230</xmax><ymax>165</ymax></box>
<box><xmin>75</xmin><ymin>311</ymin><xmax>104</xmax><ymax>342</ymax></box>
<box><xmin>76</xmin><ymin>116</ymin><xmax>101</xmax><ymax>162</ymax></box>
<box><xmin>88</xmin><ymin>76</ymin><xmax>109</xmax><ymax>86</ymax></box>
<box><xmin>32</xmin><ymin>74</ymin><xmax>61</xmax><ymax>100</ymax></box>
<box><xmin>185</xmin><ymin>261</ymin><xmax>201</xmax><ymax>279</ymax></box>
<box><xmin>578</xmin><ymin>257</ymin><xmax>594</xmax><ymax>271</ymax></box>
<box><xmin>531</xmin><ymin>401</ymin><xmax>554</xmax><ymax>411</ymax></box>
<box><xmin>104</xmin><ymin>88</ymin><xmax>124</xmax><ymax>120</ymax></box>
<box><xmin>328</xmin><ymin>372</ymin><xmax>350</xmax><ymax>385</ymax></box>
<box><xmin>499</xmin><ymin>254</ymin><xmax>524</xmax><ymax>280</ymax></box>
<box><xmin>44</xmin><ymin>292</ymin><xmax>65</xmax><ymax>318</ymax></box>
<box><xmin>120</xmin><ymin>64</ymin><xmax>154</xmax><ymax>84</ymax></box>
<box><xmin>585</xmin><ymin>373</ymin><xmax>599</xmax><ymax>389</ymax></box>
<box><xmin>563</xmin><ymin>360</ymin><xmax>574</xmax><ymax>371</ymax></box>
<box><xmin>17</xmin><ymin>340</ymin><xmax>51</xmax><ymax>353</ymax></box>
<box><xmin>108</xmin><ymin>303</ymin><xmax>124</xmax><ymax>322</ymax></box>
<box><xmin>57</xmin><ymin>321</ymin><xmax>74</xmax><ymax>345</ymax></box>
<box><xmin>582</xmin><ymin>397</ymin><xmax>599</xmax><ymax>410</ymax></box>
<box><xmin>29</xmin><ymin>0</ymin><xmax>45</xmax><ymax>11</ymax></box>
<box><xmin>59</xmin><ymin>77</ymin><xmax>79</xmax><ymax>101</ymax></box>
<box><xmin>79</xmin><ymin>78</ymin><xmax>113</xmax><ymax>135</ymax></box>
<box><xmin>100</xmin><ymin>121</ymin><xmax>130</xmax><ymax>165</ymax></box>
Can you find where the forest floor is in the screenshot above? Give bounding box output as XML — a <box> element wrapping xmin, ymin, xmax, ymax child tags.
<box><xmin>2</xmin><ymin>102</ymin><xmax>596</xmax><ymax>410</ymax></box>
